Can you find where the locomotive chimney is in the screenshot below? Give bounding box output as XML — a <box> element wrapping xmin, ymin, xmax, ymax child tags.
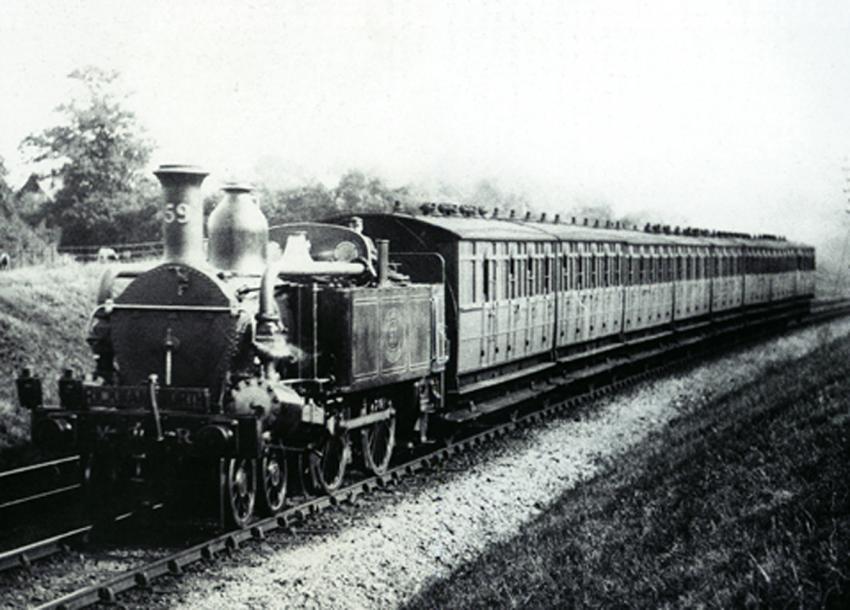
<box><xmin>154</xmin><ymin>165</ymin><xmax>209</xmax><ymax>264</ymax></box>
<box><xmin>207</xmin><ymin>183</ymin><xmax>269</xmax><ymax>275</ymax></box>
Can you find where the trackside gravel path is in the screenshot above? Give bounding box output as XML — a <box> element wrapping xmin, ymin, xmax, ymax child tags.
<box><xmin>154</xmin><ymin>319</ymin><xmax>850</xmax><ymax>609</ymax></box>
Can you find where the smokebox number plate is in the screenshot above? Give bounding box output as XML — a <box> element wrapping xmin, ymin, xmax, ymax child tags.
<box><xmin>83</xmin><ymin>385</ymin><xmax>210</xmax><ymax>412</ymax></box>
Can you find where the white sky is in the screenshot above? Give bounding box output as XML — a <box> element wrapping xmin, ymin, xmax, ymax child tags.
<box><xmin>1</xmin><ymin>0</ymin><xmax>850</xmax><ymax>250</ymax></box>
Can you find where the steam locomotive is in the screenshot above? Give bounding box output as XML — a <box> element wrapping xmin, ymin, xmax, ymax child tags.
<box><xmin>16</xmin><ymin>165</ymin><xmax>815</xmax><ymax>528</ymax></box>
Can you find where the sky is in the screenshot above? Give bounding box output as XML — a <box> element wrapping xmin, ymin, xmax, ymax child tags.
<box><xmin>1</xmin><ymin>0</ymin><xmax>850</xmax><ymax>254</ymax></box>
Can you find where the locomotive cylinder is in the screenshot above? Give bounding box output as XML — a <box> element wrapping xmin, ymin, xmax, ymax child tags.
<box><xmin>153</xmin><ymin>164</ymin><xmax>209</xmax><ymax>264</ymax></box>
<box><xmin>207</xmin><ymin>183</ymin><xmax>269</xmax><ymax>275</ymax></box>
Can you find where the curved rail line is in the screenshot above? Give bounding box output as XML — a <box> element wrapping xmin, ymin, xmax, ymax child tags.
<box><xmin>18</xmin><ymin>298</ymin><xmax>850</xmax><ymax>609</ymax></box>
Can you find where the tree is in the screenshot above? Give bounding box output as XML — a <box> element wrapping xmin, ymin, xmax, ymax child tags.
<box><xmin>20</xmin><ymin>67</ymin><xmax>154</xmax><ymax>245</ymax></box>
<box><xmin>0</xmin><ymin>155</ymin><xmax>54</xmax><ymax>253</ymax></box>
<box><xmin>0</xmin><ymin>156</ymin><xmax>12</xmax><ymax>215</ymax></box>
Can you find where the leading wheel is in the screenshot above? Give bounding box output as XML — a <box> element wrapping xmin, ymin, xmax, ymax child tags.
<box><xmin>359</xmin><ymin>398</ymin><xmax>396</xmax><ymax>475</ymax></box>
<box><xmin>308</xmin><ymin>433</ymin><xmax>350</xmax><ymax>494</ymax></box>
<box><xmin>224</xmin><ymin>457</ymin><xmax>256</xmax><ymax>529</ymax></box>
<box><xmin>257</xmin><ymin>450</ymin><xmax>287</xmax><ymax>516</ymax></box>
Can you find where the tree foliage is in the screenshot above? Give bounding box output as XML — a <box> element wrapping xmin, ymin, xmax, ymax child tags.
<box><xmin>20</xmin><ymin>67</ymin><xmax>155</xmax><ymax>245</ymax></box>
<box><xmin>259</xmin><ymin>170</ymin><xmax>411</xmax><ymax>226</ymax></box>
<box><xmin>0</xmin><ymin>156</ymin><xmax>53</xmax><ymax>253</ymax></box>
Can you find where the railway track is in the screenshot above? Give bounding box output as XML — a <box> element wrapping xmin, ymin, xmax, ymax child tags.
<box><xmin>0</xmin><ymin>297</ymin><xmax>840</xmax><ymax>609</ymax></box>
<box><xmin>0</xmin><ymin>455</ymin><xmax>81</xmax><ymax>513</ymax></box>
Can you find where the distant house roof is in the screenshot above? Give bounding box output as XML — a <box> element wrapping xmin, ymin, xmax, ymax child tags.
<box><xmin>17</xmin><ymin>173</ymin><xmax>61</xmax><ymax>199</ymax></box>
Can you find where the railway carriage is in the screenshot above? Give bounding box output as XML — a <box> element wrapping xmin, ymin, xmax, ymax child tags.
<box><xmin>346</xmin><ymin>208</ymin><xmax>814</xmax><ymax>423</ymax></box>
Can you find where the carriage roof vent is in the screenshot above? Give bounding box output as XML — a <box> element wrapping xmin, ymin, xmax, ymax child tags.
<box><xmin>438</xmin><ymin>202</ymin><xmax>460</xmax><ymax>216</ymax></box>
<box><xmin>540</xmin><ymin>212</ymin><xmax>547</xmax><ymax>222</ymax></box>
<box><xmin>554</xmin><ymin>213</ymin><xmax>561</xmax><ymax>224</ymax></box>
<box><xmin>510</xmin><ymin>209</ymin><xmax>517</xmax><ymax>219</ymax></box>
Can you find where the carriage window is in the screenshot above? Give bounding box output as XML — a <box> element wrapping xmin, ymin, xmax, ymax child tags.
<box><xmin>602</xmin><ymin>255</ymin><xmax>610</xmax><ymax>287</ymax></box>
<box><xmin>498</xmin><ymin>256</ymin><xmax>506</xmax><ymax>301</ymax></box>
<box><xmin>518</xmin><ymin>252</ymin><xmax>526</xmax><ymax>297</ymax></box>
<box><xmin>588</xmin><ymin>253</ymin><xmax>596</xmax><ymax>288</ymax></box>
<box><xmin>459</xmin><ymin>243</ymin><xmax>475</xmax><ymax>305</ymax></box>
<box><xmin>526</xmin><ymin>256</ymin><xmax>534</xmax><ymax>295</ymax></box>
<box><xmin>561</xmin><ymin>253</ymin><xmax>570</xmax><ymax>291</ymax></box>
<box><xmin>534</xmin><ymin>254</ymin><xmax>543</xmax><ymax>294</ymax></box>
<box><xmin>483</xmin><ymin>257</ymin><xmax>491</xmax><ymax>302</ymax></box>
<box><xmin>475</xmin><ymin>244</ymin><xmax>489</xmax><ymax>303</ymax></box>
<box><xmin>612</xmin><ymin>253</ymin><xmax>620</xmax><ymax>285</ymax></box>
<box><xmin>576</xmin><ymin>255</ymin><xmax>584</xmax><ymax>290</ymax></box>
<box><xmin>544</xmin><ymin>256</ymin><xmax>553</xmax><ymax>293</ymax></box>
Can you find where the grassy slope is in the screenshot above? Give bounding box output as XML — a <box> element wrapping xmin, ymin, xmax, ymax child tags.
<box><xmin>405</xmin><ymin>330</ymin><xmax>850</xmax><ymax>609</ymax></box>
<box><xmin>0</xmin><ymin>263</ymin><xmax>104</xmax><ymax>467</ymax></box>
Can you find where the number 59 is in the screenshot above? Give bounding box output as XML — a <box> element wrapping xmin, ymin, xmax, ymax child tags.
<box><xmin>164</xmin><ymin>203</ymin><xmax>189</xmax><ymax>224</ymax></box>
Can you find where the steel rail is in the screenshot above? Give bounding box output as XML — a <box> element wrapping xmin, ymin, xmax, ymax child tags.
<box><xmin>0</xmin><ymin>455</ymin><xmax>82</xmax><ymax>514</ymax></box>
<box><xmin>0</xmin><ymin>455</ymin><xmax>79</xmax><ymax>481</ymax></box>
<box><xmin>0</xmin><ymin>483</ymin><xmax>81</xmax><ymax>511</ymax></box>
<box><xmin>0</xmin><ymin>505</ymin><xmax>160</xmax><ymax>575</ymax></box>
<box><xmin>30</xmin><ymin>299</ymin><xmax>850</xmax><ymax>609</ymax></box>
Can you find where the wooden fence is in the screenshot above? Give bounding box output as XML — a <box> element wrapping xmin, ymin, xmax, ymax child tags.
<box><xmin>0</xmin><ymin>241</ymin><xmax>163</xmax><ymax>270</ymax></box>
<box><xmin>1</xmin><ymin>244</ymin><xmax>60</xmax><ymax>270</ymax></box>
<box><xmin>57</xmin><ymin>241</ymin><xmax>163</xmax><ymax>262</ymax></box>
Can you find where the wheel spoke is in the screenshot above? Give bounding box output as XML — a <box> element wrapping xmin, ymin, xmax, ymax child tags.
<box><xmin>258</xmin><ymin>450</ymin><xmax>287</xmax><ymax>515</ymax></box>
<box><xmin>224</xmin><ymin>458</ymin><xmax>256</xmax><ymax>528</ymax></box>
<box><xmin>309</xmin><ymin>434</ymin><xmax>349</xmax><ymax>494</ymax></box>
<box><xmin>360</xmin><ymin>398</ymin><xmax>396</xmax><ymax>475</ymax></box>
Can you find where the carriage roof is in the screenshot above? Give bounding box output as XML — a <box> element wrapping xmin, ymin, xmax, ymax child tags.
<box><xmin>340</xmin><ymin>213</ymin><xmax>811</xmax><ymax>251</ymax></box>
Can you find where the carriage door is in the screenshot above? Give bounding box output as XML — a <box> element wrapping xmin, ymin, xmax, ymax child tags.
<box><xmin>556</xmin><ymin>243</ymin><xmax>570</xmax><ymax>348</ymax></box>
<box><xmin>507</xmin><ymin>242</ymin><xmax>524</xmax><ymax>361</ymax></box>
<box><xmin>481</xmin><ymin>241</ymin><xmax>497</xmax><ymax>366</ymax></box>
<box><xmin>493</xmin><ymin>242</ymin><xmax>510</xmax><ymax>363</ymax></box>
<box><xmin>542</xmin><ymin>242</ymin><xmax>556</xmax><ymax>350</ymax></box>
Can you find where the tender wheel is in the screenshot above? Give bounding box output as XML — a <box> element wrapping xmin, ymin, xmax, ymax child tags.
<box><xmin>308</xmin><ymin>433</ymin><xmax>350</xmax><ymax>494</ymax></box>
<box><xmin>225</xmin><ymin>457</ymin><xmax>256</xmax><ymax>528</ymax></box>
<box><xmin>359</xmin><ymin>398</ymin><xmax>396</xmax><ymax>475</ymax></box>
<box><xmin>257</xmin><ymin>449</ymin><xmax>287</xmax><ymax>516</ymax></box>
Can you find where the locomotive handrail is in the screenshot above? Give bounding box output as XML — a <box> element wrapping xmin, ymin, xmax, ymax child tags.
<box><xmin>103</xmin><ymin>303</ymin><xmax>239</xmax><ymax>314</ymax></box>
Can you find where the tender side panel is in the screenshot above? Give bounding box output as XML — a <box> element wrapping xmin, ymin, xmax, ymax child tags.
<box><xmin>319</xmin><ymin>284</ymin><xmax>436</xmax><ymax>391</ymax></box>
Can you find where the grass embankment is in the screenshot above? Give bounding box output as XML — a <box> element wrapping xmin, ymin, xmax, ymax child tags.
<box><xmin>0</xmin><ymin>263</ymin><xmax>105</xmax><ymax>468</ymax></box>
<box><xmin>406</xmin><ymin>330</ymin><xmax>850</xmax><ymax>608</ymax></box>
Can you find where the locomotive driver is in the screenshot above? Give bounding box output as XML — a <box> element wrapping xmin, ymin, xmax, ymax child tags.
<box><xmin>347</xmin><ymin>216</ymin><xmax>378</xmax><ymax>271</ymax></box>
